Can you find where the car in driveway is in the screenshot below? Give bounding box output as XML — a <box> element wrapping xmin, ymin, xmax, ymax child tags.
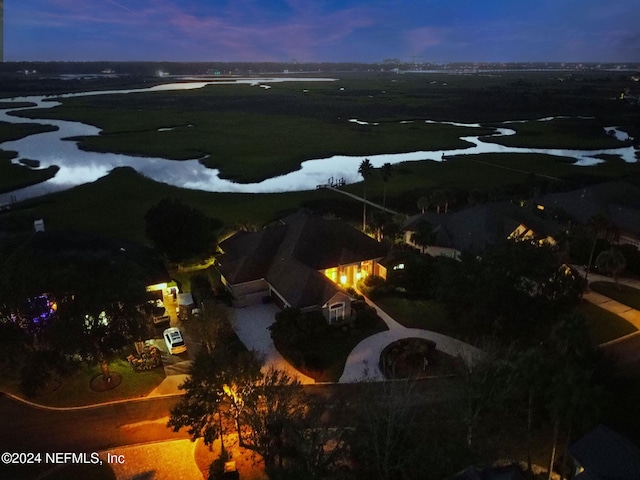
<box><xmin>163</xmin><ymin>327</ymin><xmax>187</xmax><ymax>355</ymax></box>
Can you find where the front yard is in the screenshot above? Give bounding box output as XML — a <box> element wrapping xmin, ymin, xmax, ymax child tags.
<box><xmin>272</xmin><ymin>306</ymin><xmax>388</xmax><ymax>382</ymax></box>
<box><xmin>0</xmin><ymin>358</ymin><xmax>166</xmax><ymax>408</ymax></box>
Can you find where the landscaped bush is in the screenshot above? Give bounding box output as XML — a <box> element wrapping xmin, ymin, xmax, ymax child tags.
<box><xmin>357</xmin><ymin>275</ymin><xmax>391</xmax><ymax>299</ymax></box>
<box><xmin>379</xmin><ymin>338</ymin><xmax>437</xmax><ymax>379</ymax></box>
<box><xmin>190</xmin><ymin>272</ymin><xmax>214</xmax><ymax>303</ymax></box>
<box><xmin>270</xmin><ymin>308</ymin><xmax>328</xmax><ymax>347</ymax></box>
<box><xmin>352</xmin><ymin>300</ymin><xmax>379</xmax><ymax>330</ymax></box>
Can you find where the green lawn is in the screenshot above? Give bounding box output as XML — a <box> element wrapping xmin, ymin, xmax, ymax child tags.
<box><xmin>0</xmin><ymin>358</ymin><xmax>166</xmax><ymax>408</ymax></box>
<box><xmin>590</xmin><ymin>281</ymin><xmax>640</xmax><ymax>311</ymax></box>
<box><xmin>577</xmin><ymin>301</ymin><xmax>638</xmax><ymax>344</ymax></box>
<box><xmin>374</xmin><ymin>296</ymin><xmax>454</xmax><ymax>334</ymax></box>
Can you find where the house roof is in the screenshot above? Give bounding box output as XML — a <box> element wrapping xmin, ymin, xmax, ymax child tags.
<box><xmin>405</xmin><ymin>201</ymin><xmax>558</xmax><ymax>254</ymax></box>
<box><xmin>217</xmin><ymin>210</ymin><xmax>388</xmax><ymax>309</ymax></box>
<box><xmin>569</xmin><ymin>424</ymin><xmax>640</xmax><ymax>480</ymax></box>
<box><xmin>539</xmin><ymin>180</ymin><xmax>640</xmax><ymax>235</ymax></box>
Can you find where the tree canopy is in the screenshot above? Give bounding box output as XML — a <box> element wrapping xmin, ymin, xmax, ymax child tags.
<box><xmin>144</xmin><ymin>198</ymin><xmax>223</xmax><ymax>263</ymax></box>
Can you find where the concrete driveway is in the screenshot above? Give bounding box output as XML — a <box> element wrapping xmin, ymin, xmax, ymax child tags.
<box><xmin>339</xmin><ymin>296</ymin><xmax>483</xmax><ymax>383</ymax></box>
<box><xmin>231</xmin><ymin>303</ymin><xmax>315</xmax><ymax>384</ymax></box>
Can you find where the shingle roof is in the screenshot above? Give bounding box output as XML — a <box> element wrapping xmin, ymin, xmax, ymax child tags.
<box><xmin>569</xmin><ymin>424</ymin><xmax>640</xmax><ymax>480</ymax></box>
<box><xmin>405</xmin><ymin>201</ymin><xmax>558</xmax><ymax>254</ymax></box>
<box><xmin>217</xmin><ymin>210</ymin><xmax>388</xmax><ymax>309</ymax></box>
<box><xmin>539</xmin><ymin>181</ymin><xmax>640</xmax><ymax>233</ymax></box>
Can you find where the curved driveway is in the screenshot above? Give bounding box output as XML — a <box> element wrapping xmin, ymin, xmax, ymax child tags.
<box><xmin>231</xmin><ymin>303</ymin><xmax>316</xmax><ymax>384</ymax></box>
<box><xmin>229</xmin><ymin>299</ymin><xmax>481</xmax><ymax>385</ymax></box>
<box><xmin>339</xmin><ymin>297</ymin><xmax>482</xmax><ymax>382</ymax></box>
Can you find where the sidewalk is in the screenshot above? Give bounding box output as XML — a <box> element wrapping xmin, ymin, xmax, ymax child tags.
<box><xmin>583</xmin><ymin>290</ymin><xmax>640</xmax><ymax>330</ymax></box>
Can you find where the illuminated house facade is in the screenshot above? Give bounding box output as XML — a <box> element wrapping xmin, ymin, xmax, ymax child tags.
<box><xmin>216</xmin><ymin>210</ymin><xmax>388</xmax><ymax>323</ymax></box>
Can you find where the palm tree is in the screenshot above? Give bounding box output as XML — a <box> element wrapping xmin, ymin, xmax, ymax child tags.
<box><xmin>358</xmin><ymin>158</ymin><xmax>374</xmax><ymax>231</ymax></box>
<box><xmin>417</xmin><ymin>196</ymin><xmax>429</xmax><ymax>214</ymax></box>
<box><xmin>595</xmin><ymin>249</ymin><xmax>626</xmax><ymax>290</ymax></box>
<box><xmin>429</xmin><ymin>190</ymin><xmax>446</xmax><ymax>214</ymax></box>
<box><xmin>410</xmin><ymin>220</ymin><xmax>434</xmax><ymax>254</ymax></box>
<box><xmin>380</xmin><ymin>162</ymin><xmax>393</xmax><ymax>208</ymax></box>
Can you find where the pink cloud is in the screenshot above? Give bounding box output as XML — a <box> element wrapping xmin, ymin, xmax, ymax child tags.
<box><xmin>404</xmin><ymin>26</ymin><xmax>447</xmax><ymax>53</ymax></box>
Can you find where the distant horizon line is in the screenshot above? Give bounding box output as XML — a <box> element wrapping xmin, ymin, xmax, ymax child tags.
<box><xmin>2</xmin><ymin>59</ymin><xmax>640</xmax><ymax>66</ymax></box>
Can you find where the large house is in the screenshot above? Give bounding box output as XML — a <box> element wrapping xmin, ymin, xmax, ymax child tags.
<box><xmin>404</xmin><ymin>201</ymin><xmax>558</xmax><ymax>257</ymax></box>
<box><xmin>537</xmin><ymin>180</ymin><xmax>640</xmax><ymax>250</ymax></box>
<box><xmin>215</xmin><ymin>210</ymin><xmax>388</xmax><ymax>323</ymax></box>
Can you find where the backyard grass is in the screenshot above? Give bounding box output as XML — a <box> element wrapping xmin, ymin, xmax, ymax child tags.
<box><xmin>577</xmin><ymin>301</ymin><xmax>638</xmax><ymax>344</ymax></box>
<box><xmin>590</xmin><ymin>281</ymin><xmax>640</xmax><ymax>311</ymax></box>
<box><xmin>374</xmin><ymin>296</ymin><xmax>454</xmax><ymax>335</ymax></box>
<box><xmin>0</xmin><ymin>358</ymin><xmax>166</xmax><ymax>408</ymax></box>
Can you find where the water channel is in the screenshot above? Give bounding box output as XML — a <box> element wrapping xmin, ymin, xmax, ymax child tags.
<box><xmin>0</xmin><ymin>77</ymin><xmax>637</xmax><ymax>205</ymax></box>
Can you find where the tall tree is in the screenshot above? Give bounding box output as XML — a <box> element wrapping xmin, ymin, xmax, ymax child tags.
<box><xmin>595</xmin><ymin>249</ymin><xmax>627</xmax><ymax>291</ymax></box>
<box><xmin>145</xmin><ymin>198</ymin><xmax>223</xmax><ymax>264</ymax></box>
<box><xmin>169</xmin><ymin>349</ymin><xmax>262</xmax><ymax>447</ymax></box>
<box><xmin>238</xmin><ymin>367</ymin><xmax>307</xmax><ymax>470</ymax></box>
<box><xmin>417</xmin><ymin>196</ymin><xmax>430</xmax><ymax>213</ymax></box>
<box><xmin>358</xmin><ymin>158</ymin><xmax>374</xmax><ymax>231</ymax></box>
<box><xmin>544</xmin><ymin>313</ymin><xmax>604</xmax><ymax>480</ymax></box>
<box><xmin>48</xmin><ymin>254</ymin><xmax>148</xmax><ymax>383</ymax></box>
<box><xmin>410</xmin><ymin>220</ymin><xmax>434</xmax><ymax>254</ymax></box>
<box><xmin>380</xmin><ymin>162</ymin><xmax>393</xmax><ymax>208</ymax></box>
<box><xmin>190</xmin><ymin>299</ymin><xmax>231</xmax><ymax>354</ymax></box>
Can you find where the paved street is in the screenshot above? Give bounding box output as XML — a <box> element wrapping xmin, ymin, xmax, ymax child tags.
<box><xmin>0</xmin><ymin>394</ymin><xmax>186</xmax><ymax>480</ymax></box>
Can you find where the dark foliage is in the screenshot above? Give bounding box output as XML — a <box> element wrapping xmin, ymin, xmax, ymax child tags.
<box><xmin>145</xmin><ymin>198</ymin><xmax>222</xmax><ymax>263</ymax></box>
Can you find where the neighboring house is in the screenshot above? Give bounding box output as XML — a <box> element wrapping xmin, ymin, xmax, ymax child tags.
<box><xmin>538</xmin><ymin>180</ymin><xmax>640</xmax><ymax>250</ymax></box>
<box><xmin>404</xmin><ymin>201</ymin><xmax>558</xmax><ymax>256</ymax></box>
<box><xmin>215</xmin><ymin>210</ymin><xmax>388</xmax><ymax>323</ymax></box>
<box><xmin>569</xmin><ymin>424</ymin><xmax>640</xmax><ymax>480</ymax></box>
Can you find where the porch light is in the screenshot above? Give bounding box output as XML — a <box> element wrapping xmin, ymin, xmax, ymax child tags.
<box><xmin>356</xmin><ymin>271</ymin><xmax>361</xmax><ymax>280</ymax></box>
<box><xmin>340</xmin><ymin>275</ymin><xmax>348</xmax><ymax>285</ymax></box>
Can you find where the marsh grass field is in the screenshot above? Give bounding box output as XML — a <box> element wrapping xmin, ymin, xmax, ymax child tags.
<box><xmin>1</xmin><ymin>70</ymin><xmax>639</xmax><ymax>240</ymax></box>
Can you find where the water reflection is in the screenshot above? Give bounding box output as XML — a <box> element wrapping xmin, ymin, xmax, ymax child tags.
<box><xmin>0</xmin><ymin>78</ymin><xmax>637</xmax><ymax>205</ymax></box>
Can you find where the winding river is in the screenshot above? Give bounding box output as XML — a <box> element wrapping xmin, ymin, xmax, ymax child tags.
<box><xmin>0</xmin><ymin>77</ymin><xmax>637</xmax><ymax>205</ymax></box>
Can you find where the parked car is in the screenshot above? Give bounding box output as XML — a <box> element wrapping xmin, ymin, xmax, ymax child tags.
<box><xmin>163</xmin><ymin>327</ymin><xmax>187</xmax><ymax>355</ymax></box>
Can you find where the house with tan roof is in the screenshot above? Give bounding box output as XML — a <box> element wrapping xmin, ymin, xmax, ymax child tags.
<box><xmin>215</xmin><ymin>210</ymin><xmax>388</xmax><ymax>323</ymax></box>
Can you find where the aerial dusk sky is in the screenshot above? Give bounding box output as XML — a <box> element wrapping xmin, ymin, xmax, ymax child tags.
<box><xmin>5</xmin><ymin>0</ymin><xmax>640</xmax><ymax>63</ymax></box>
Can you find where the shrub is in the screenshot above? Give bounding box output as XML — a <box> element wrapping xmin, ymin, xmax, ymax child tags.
<box><xmin>270</xmin><ymin>308</ymin><xmax>327</xmax><ymax>347</ymax></box>
<box><xmin>357</xmin><ymin>275</ymin><xmax>389</xmax><ymax>299</ymax></box>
